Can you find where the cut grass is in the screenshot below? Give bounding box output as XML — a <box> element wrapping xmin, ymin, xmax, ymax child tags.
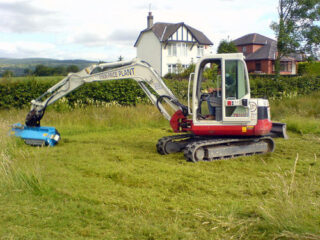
<box><xmin>0</xmin><ymin>99</ymin><xmax>320</xmax><ymax>239</ymax></box>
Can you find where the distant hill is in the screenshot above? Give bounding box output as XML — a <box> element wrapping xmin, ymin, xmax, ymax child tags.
<box><xmin>0</xmin><ymin>58</ymin><xmax>97</xmax><ymax>77</ymax></box>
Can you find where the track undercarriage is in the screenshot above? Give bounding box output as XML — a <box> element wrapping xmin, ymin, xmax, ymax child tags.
<box><xmin>156</xmin><ymin>134</ymin><xmax>275</xmax><ymax>162</ymax></box>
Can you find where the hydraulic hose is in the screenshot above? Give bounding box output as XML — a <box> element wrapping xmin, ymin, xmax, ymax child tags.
<box><xmin>156</xmin><ymin>95</ymin><xmax>188</xmax><ymax>117</ymax></box>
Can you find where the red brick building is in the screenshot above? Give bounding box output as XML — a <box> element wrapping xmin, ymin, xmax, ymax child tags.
<box><xmin>233</xmin><ymin>33</ymin><xmax>302</xmax><ymax>75</ymax></box>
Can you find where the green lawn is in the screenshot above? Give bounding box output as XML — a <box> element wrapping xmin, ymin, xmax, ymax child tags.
<box><xmin>0</xmin><ymin>102</ymin><xmax>319</xmax><ymax>239</ymax></box>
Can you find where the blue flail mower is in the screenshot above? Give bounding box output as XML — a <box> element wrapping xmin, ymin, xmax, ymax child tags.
<box><xmin>10</xmin><ymin>123</ymin><xmax>60</xmax><ymax>146</ymax></box>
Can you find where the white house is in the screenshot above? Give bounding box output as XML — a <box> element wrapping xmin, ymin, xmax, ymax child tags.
<box><xmin>134</xmin><ymin>12</ymin><xmax>213</xmax><ymax>76</ymax></box>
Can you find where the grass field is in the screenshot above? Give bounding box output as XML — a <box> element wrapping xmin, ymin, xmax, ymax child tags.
<box><xmin>0</xmin><ymin>75</ymin><xmax>63</xmax><ymax>83</ymax></box>
<box><xmin>0</xmin><ymin>95</ymin><xmax>320</xmax><ymax>239</ymax></box>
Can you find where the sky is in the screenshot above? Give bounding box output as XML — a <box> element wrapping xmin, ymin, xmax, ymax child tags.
<box><xmin>0</xmin><ymin>0</ymin><xmax>279</xmax><ymax>61</ymax></box>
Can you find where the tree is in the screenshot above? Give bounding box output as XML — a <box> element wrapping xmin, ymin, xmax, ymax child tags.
<box><xmin>217</xmin><ymin>40</ymin><xmax>238</xmax><ymax>54</ymax></box>
<box><xmin>271</xmin><ymin>0</ymin><xmax>320</xmax><ymax>75</ymax></box>
<box><xmin>34</xmin><ymin>65</ymin><xmax>53</xmax><ymax>76</ymax></box>
<box><xmin>53</xmin><ymin>66</ymin><xmax>66</xmax><ymax>76</ymax></box>
<box><xmin>176</xmin><ymin>61</ymin><xmax>184</xmax><ymax>75</ymax></box>
<box><xmin>181</xmin><ymin>64</ymin><xmax>195</xmax><ymax>79</ymax></box>
<box><xmin>67</xmin><ymin>65</ymin><xmax>79</xmax><ymax>73</ymax></box>
<box><xmin>24</xmin><ymin>68</ymin><xmax>33</xmax><ymax>76</ymax></box>
<box><xmin>2</xmin><ymin>70</ymin><xmax>14</xmax><ymax>78</ymax></box>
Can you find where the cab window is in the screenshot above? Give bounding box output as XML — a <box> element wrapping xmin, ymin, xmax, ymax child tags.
<box><xmin>225</xmin><ymin>60</ymin><xmax>248</xmax><ymax>99</ymax></box>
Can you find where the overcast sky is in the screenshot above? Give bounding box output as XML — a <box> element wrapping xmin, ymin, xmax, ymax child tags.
<box><xmin>0</xmin><ymin>0</ymin><xmax>279</xmax><ymax>61</ymax></box>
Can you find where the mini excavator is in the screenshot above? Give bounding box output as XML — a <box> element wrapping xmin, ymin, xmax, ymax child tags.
<box><xmin>11</xmin><ymin>53</ymin><xmax>287</xmax><ymax>162</ymax></box>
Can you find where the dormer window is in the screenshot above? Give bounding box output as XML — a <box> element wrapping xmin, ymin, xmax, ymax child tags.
<box><xmin>180</xmin><ymin>43</ymin><xmax>187</xmax><ymax>57</ymax></box>
<box><xmin>168</xmin><ymin>43</ymin><xmax>177</xmax><ymax>56</ymax></box>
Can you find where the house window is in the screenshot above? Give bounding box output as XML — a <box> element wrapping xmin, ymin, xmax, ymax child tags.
<box><xmin>255</xmin><ymin>62</ymin><xmax>261</xmax><ymax>71</ymax></box>
<box><xmin>242</xmin><ymin>46</ymin><xmax>247</xmax><ymax>53</ymax></box>
<box><xmin>280</xmin><ymin>61</ymin><xmax>292</xmax><ymax>72</ymax></box>
<box><xmin>168</xmin><ymin>64</ymin><xmax>188</xmax><ymax>74</ymax></box>
<box><xmin>197</xmin><ymin>45</ymin><xmax>204</xmax><ymax>57</ymax></box>
<box><xmin>168</xmin><ymin>44</ymin><xmax>177</xmax><ymax>56</ymax></box>
<box><xmin>173</xmin><ymin>44</ymin><xmax>177</xmax><ymax>56</ymax></box>
<box><xmin>180</xmin><ymin>43</ymin><xmax>187</xmax><ymax>57</ymax></box>
<box><xmin>168</xmin><ymin>64</ymin><xmax>178</xmax><ymax>73</ymax></box>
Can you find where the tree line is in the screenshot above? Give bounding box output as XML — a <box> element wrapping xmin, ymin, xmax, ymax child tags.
<box><xmin>29</xmin><ymin>64</ymin><xmax>80</xmax><ymax>76</ymax></box>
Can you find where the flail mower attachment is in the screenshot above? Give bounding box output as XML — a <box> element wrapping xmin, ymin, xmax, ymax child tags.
<box><xmin>10</xmin><ymin>102</ymin><xmax>60</xmax><ymax>146</ymax></box>
<box><xmin>10</xmin><ymin>123</ymin><xmax>60</xmax><ymax>147</ymax></box>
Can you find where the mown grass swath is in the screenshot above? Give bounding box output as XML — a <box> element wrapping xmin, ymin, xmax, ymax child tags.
<box><xmin>0</xmin><ymin>91</ymin><xmax>319</xmax><ymax>239</ymax></box>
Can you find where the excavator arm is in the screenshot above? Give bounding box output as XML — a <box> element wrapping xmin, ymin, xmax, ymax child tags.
<box><xmin>25</xmin><ymin>58</ymin><xmax>188</xmax><ymax>127</ymax></box>
<box><xmin>11</xmin><ymin>58</ymin><xmax>189</xmax><ymax>146</ymax></box>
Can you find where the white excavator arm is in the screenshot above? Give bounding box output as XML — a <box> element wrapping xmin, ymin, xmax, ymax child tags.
<box><xmin>26</xmin><ymin>58</ymin><xmax>188</xmax><ymax>126</ymax></box>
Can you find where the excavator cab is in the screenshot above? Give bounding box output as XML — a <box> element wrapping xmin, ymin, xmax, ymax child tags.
<box><xmin>190</xmin><ymin>54</ymin><xmax>252</xmax><ymax>127</ymax></box>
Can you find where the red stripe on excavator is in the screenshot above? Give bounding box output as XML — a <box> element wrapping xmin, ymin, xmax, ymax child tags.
<box><xmin>170</xmin><ymin>110</ymin><xmax>273</xmax><ymax>136</ymax></box>
<box><xmin>190</xmin><ymin>119</ymin><xmax>272</xmax><ymax>136</ymax></box>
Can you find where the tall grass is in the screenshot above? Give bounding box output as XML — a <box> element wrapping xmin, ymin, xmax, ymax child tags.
<box><xmin>45</xmin><ymin>102</ymin><xmax>168</xmax><ymax>132</ymax></box>
<box><xmin>189</xmin><ymin>153</ymin><xmax>320</xmax><ymax>239</ymax></box>
<box><xmin>270</xmin><ymin>91</ymin><xmax>320</xmax><ymax>135</ymax></box>
<box><xmin>0</xmin><ymin>118</ymin><xmax>46</xmax><ymax>195</ymax></box>
<box><xmin>258</xmin><ymin>154</ymin><xmax>320</xmax><ymax>240</ymax></box>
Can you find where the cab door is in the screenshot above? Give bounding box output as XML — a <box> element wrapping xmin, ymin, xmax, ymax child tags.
<box><xmin>222</xmin><ymin>59</ymin><xmax>251</xmax><ymax>123</ymax></box>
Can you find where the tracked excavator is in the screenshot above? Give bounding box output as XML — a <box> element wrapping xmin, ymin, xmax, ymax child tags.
<box><xmin>11</xmin><ymin>53</ymin><xmax>287</xmax><ymax>162</ymax></box>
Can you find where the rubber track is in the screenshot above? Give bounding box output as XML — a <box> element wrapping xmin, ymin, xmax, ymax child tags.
<box><xmin>156</xmin><ymin>134</ymin><xmax>194</xmax><ymax>155</ymax></box>
<box><xmin>183</xmin><ymin>137</ymin><xmax>274</xmax><ymax>162</ymax></box>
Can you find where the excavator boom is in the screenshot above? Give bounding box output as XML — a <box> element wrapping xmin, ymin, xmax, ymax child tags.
<box><xmin>25</xmin><ymin>58</ymin><xmax>185</xmax><ymax>125</ymax></box>
<box><xmin>12</xmin><ymin>58</ymin><xmax>188</xmax><ymax>146</ymax></box>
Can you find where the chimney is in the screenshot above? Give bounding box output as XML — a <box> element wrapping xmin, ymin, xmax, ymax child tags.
<box><xmin>147</xmin><ymin>11</ymin><xmax>153</xmax><ymax>29</ymax></box>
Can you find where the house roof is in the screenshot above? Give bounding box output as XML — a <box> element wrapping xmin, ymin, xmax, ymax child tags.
<box><xmin>233</xmin><ymin>33</ymin><xmax>303</xmax><ymax>61</ymax></box>
<box><xmin>233</xmin><ymin>33</ymin><xmax>276</xmax><ymax>46</ymax></box>
<box><xmin>134</xmin><ymin>22</ymin><xmax>213</xmax><ymax>47</ymax></box>
<box><xmin>245</xmin><ymin>41</ymin><xmax>277</xmax><ymax>60</ymax></box>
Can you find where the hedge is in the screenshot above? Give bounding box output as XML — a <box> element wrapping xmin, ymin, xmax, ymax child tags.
<box><xmin>0</xmin><ymin>78</ymin><xmax>147</xmax><ymax>109</ymax></box>
<box><xmin>298</xmin><ymin>62</ymin><xmax>320</xmax><ymax>76</ymax></box>
<box><xmin>250</xmin><ymin>76</ymin><xmax>320</xmax><ymax>99</ymax></box>
<box><xmin>0</xmin><ymin>75</ymin><xmax>320</xmax><ymax>109</ymax></box>
<box><xmin>165</xmin><ymin>76</ymin><xmax>320</xmax><ymax>100</ymax></box>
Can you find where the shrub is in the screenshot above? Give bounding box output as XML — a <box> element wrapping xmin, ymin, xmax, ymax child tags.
<box><xmin>250</xmin><ymin>75</ymin><xmax>320</xmax><ymax>99</ymax></box>
<box><xmin>0</xmin><ymin>78</ymin><xmax>148</xmax><ymax>109</ymax></box>
<box><xmin>164</xmin><ymin>64</ymin><xmax>196</xmax><ymax>80</ymax></box>
<box><xmin>298</xmin><ymin>61</ymin><xmax>320</xmax><ymax>76</ymax></box>
<box><xmin>2</xmin><ymin>70</ymin><xmax>14</xmax><ymax>78</ymax></box>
